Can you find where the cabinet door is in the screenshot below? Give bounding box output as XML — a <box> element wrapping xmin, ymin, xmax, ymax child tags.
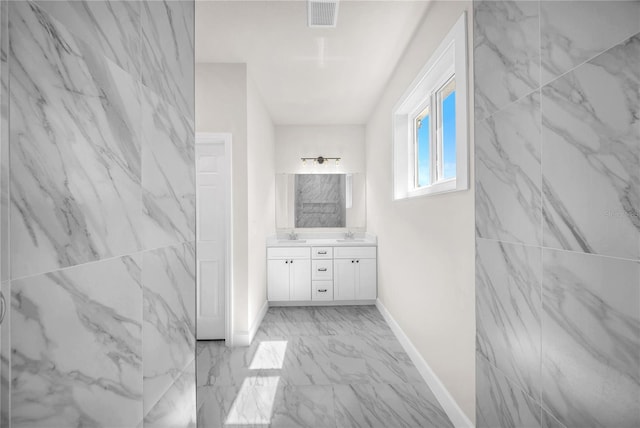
<box><xmin>334</xmin><ymin>259</ymin><xmax>356</xmax><ymax>300</ymax></box>
<box><xmin>268</xmin><ymin>259</ymin><xmax>290</xmax><ymax>301</ymax></box>
<box><xmin>290</xmin><ymin>259</ymin><xmax>311</xmax><ymax>301</ymax></box>
<box><xmin>357</xmin><ymin>259</ymin><xmax>377</xmax><ymax>300</ymax></box>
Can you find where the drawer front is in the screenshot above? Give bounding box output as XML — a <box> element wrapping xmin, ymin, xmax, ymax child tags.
<box><xmin>312</xmin><ymin>281</ymin><xmax>334</xmax><ymax>301</ymax></box>
<box><xmin>312</xmin><ymin>260</ymin><xmax>333</xmax><ymax>280</ymax></box>
<box><xmin>267</xmin><ymin>247</ymin><xmax>310</xmax><ymax>260</ymax></box>
<box><xmin>312</xmin><ymin>247</ymin><xmax>333</xmax><ymax>259</ymax></box>
<box><xmin>333</xmin><ymin>246</ymin><xmax>376</xmax><ymax>259</ymax></box>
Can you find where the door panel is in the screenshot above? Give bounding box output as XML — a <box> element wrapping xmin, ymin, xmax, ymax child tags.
<box><xmin>268</xmin><ymin>260</ymin><xmax>290</xmax><ymax>301</ymax></box>
<box><xmin>357</xmin><ymin>259</ymin><xmax>377</xmax><ymax>300</ymax></box>
<box><xmin>290</xmin><ymin>259</ymin><xmax>311</xmax><ymax>301</ymax></box>
<box><xmin>196</xmin><ymin>142</ymin><xmax>226</xmax><ymax>340</ymax></box>
<box><xmin>334</xmin><ymin>259</ymin><xmax>356</xmax><ymax>300</ymax></box>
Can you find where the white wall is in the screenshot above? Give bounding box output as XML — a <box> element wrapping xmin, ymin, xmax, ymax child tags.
<box><xmin>275</xmin><ymin>125</ymin><xmax>365</xmax><ymax>174</ymax></box>
<box><xmin>365</xmin><ymin>1</ymin><xmax>475</xmax><ymax>422</ymax></box>
<box><xmin>196</xmin><ymin>63</ymin><xmax>250</xmax><ymax>334</ymax></box>
<box><xmin>247</xmin><ymin>76</ymin><xmax>275</xmax><ymax>332</ymax></box>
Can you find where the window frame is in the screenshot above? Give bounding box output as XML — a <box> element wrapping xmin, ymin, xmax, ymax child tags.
<box><xmin>392</xmin><ymin>12</ymin><xmax>468</xmax><ymax>200</ymax></box>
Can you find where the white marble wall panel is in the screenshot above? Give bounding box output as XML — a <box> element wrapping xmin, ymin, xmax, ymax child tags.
<box><xmin>476</xmin><ymin>354</ymin><xmax>542</xmax><ymax>428</ymax></box>
<box><xmin>10</xmin><ymin>255</ymin><xmax>143</xmax><ymax>428</ymax></box>
<box><xmin>476</xmin><ymin>238</ymin><xmax>541</xmax><ymax>399</ymax></box>
<box><xmin>540</xmin><ymin>1</ymin><xmax>640</xmax><ymax>85</ymax></box>
<box><xmin>0</xmin><ymin>281</ymin><xmax>10</xmax><ymax>427</ymax></box>
<box><xmin>541</xmin><ymin>249</ymin><xmax>640</xmax><ymax>428</ymax></box>
<box><xmin>541</xmin><ymin>33</ymin><xmax>640</xmax><ymax>260</ymax></box>
<box><xmin>143</xmin><ymin>242</ymin><xmax>196</xmax><ymax>417</ymax></box>
<box><xmin>144</xmin><ymin>360</ymin><xmax>196</xmax><ymax>428</ymax></box>
<box><xmin>476</xmin><ymin>91</ymin><xmax>542</xmax><ymax>245</ymax></box>
<box><xmin>141</xmin><ymin>86</ymin><xmax>195</xmax><ymax>250</ymax></box>
<box><xmin>473</xmin><ymin>0</ymin><xmax>540</xmax><ymax>120</ymax></box>
<box><xmin>9</xmin><ymin>1</ymin><xmax>143</xmax><ymax>279</ymax></box>
<box><xmin>141</xmin><ymin>0</ymin><xmax>194</xmax><ymax>119</ymax></box>
<box><xmin>35</xmin><ymin>0</ymin><xmax>141</xmax><ymax>78</ymax></box>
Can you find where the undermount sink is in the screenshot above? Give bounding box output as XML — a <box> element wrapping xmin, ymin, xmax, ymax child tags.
<box><xmin>336</xmin><ymin>239</ymin><xmax>366</xmax><ymax>242</ymax></box>
<box><xmin>277</xmin><ymin>239</ymin><xmax>307</xmax><ymax>243</ymax></box>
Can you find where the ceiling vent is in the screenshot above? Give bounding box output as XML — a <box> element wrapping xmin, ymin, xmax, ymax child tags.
<box><xmin>308</xmin><ymin>0</ymin><xmax>339</xmax><ymax>28</ymax></box>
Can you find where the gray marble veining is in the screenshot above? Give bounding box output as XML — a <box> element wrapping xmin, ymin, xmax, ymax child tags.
<box><xmin>35</xmin><ymin>0</ymin><xmax>141</xmax><ymax>78</ymax></box>
<box><xmin>197</xmin><ymin>306</ymin><xmax>453</xmax><ymax>428</ymax></box>
<box><xmin>145</xmin><ymin>360</ymin><xmax>196</xmax><ymax>428</ymax></box>
<box><xmin>141</xmin><ymin>0</ymin><xmax>195</xmax><ymax>119</ymax></box>
<box><xmin>541</xmin><ymin>249</ymin><xmax>640</xmax><ymax>428</ymax></box>
<box><xmin>473</xmin><ymin>0</ymin><xmax>540</xmax><ymax>120</ymax></box>
<box><xmin>540</xmin><ymin>0</ymin><xmax>640</xmax><ymax>84</ymax></box>
<box><xmin>476</xmin><ymin>354</ymin><xmax>541</xmax><ymax>428</ymax></box>
<box><xmin>541</xmin><ymin>33</ymin><xmax>640</xmax><ymax>260</ymax></box>
<box><xmin>9</xmin><ymin>1</ymin><xmax>143</xmax><ymax>279</ymax></box>
<box><xmin>11</xmin><ymin>255</ymin><xmax>143</xmax><ymax>428</ymax></box>
<box><xmin>143</xmin><ymin>242</ymin><xmax>196</xmax><ymax>418</ymax></box>
<box><xmin>141</xmin><ymin>85</ymin><xmax>195</xmax><ymax>249</ymax></box>
<box><xmin>476</xmin><ymin>91</ymin><xmax>542</xmax><ymax>245</ymax></box>
<box><xmin>476</xmin><ymin>238</ymin><xmax>542</xmax><ymax>399</ymax></box>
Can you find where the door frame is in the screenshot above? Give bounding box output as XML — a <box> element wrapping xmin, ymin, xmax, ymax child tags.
<box><xmin>195</xmin><ymin>132</ymin><xmax>233</xmax><ymax>346</ymax></box>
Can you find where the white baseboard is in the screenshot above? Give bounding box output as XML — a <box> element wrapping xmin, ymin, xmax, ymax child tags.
<box><xmin>233</xmin><ymin>300</ymin><xmax>269</xmax><ymax>347</ymax></box>
<box><xmin>375</xmin><ymin>299</ymin><xmax>474</xmax><ymax>428</ymax></box>
<box><xmin>268</xmin><ymin>300</ymin><xmax>376</xmax><ymax>307</ymax></box>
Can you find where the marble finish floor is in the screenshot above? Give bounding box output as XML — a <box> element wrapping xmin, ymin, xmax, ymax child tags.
<box><xmin>196</xmin><ymin>305</ymin><xmax>453</xmax><ymax>428</ymax></box>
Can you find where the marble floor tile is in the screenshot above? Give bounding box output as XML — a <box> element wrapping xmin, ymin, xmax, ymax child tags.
<box><xmin>540</xmin><ymin>0</ymin><xmax>640</xmax><ymax>84</ymax></box>
<box><xmin>542</xmin><ymin>249</ymin><xmax>640</xmax><ymax>427</ymax></box>
<box><xmin>144</xmin><ymin>359</ymin><xmax>196</xmax><ymax>428</ymax></box>
<box><xmin>197</xmin><ymin>306</ymin><xmax>453</xmax><ymax>428</ymax></box>
<box><xmin>541</xmin><ymin>33</ymin><xmax>640</xmax><ymax>260</ymax></box>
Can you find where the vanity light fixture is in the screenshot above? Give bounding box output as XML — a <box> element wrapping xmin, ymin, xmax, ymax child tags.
<box><xmin>301</xmin><ymin>156</ymin><xmax>341</xmax><ymax>166</ymax></box>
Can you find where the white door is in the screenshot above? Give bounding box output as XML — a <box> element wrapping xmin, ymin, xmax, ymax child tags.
<box><xmin>196</xmin><ymin>142</ymin><xmax>227</xmax><ymax>340</ymax></box>
<box><xmin>357</xmin><ymin>259</ymin><xmax>377</xmax><ymax>300</ymax></box>
<box><xmin>334</xmin><ymin>259</ymin><xmax>356</xmax><ymax>300</ymax></box>
<box><xmin>290</xmin><ymin>259</ymin><xmax>311</xmax><ymax>301</ymax></box>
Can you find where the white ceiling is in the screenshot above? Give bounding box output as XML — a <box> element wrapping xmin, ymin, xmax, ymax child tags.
<box><xmin>195</xmin><ymin>1</ymin><xmax>431</xmax><ymax>125</ymax></box>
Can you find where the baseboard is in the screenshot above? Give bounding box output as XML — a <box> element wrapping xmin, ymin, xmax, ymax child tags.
<box><xmin>375</xmin><ymin>299</ymin><xmax>474</xmax><ymax>428</ymax></box>
<box><xmin>233</xmin><ymin>300</ymin><xmax>269</xmax><ymax>347</ymax></box>
<box><xmin>269</xmin><ymin>300</ymin><xmax>376</xmax><ymax>307</ymax></box>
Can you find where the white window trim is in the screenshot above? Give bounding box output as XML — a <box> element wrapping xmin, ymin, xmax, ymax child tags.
<box><xmin>392</xmin><ymin>12</ymin><xmax>468</xmax><ymax>200</ymax></box>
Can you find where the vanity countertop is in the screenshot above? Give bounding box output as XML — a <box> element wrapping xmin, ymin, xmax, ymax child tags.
<box><xmin>266</xmin><ymin>233</ymin><xmax>377</xmax><ymax>248</ymax></box>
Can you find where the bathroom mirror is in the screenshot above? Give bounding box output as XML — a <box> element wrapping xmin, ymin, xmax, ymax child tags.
<box><xmin>275</xmin><ymin>173</ymin><xmax>365</xmax><ymax>229</ymax></box>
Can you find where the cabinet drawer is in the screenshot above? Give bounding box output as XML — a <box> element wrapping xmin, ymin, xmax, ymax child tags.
<box><xmin>312</xmin><ymin>247</ymin><xmax>333</xmax><ymax>259</ymax></box>
<box><xmin>267</xmin><ymin>247</ymin><xmax>310</xmax><ymax>260</ymax></box>
<box><xmin>333</xmin><ymin>246</ymin><xmax>376</xmax><ymax>259</ymax></box>
<box><xmin>312</xmin><ymin>260</ymin><xmax>333</xmax><ymax>280</ymax></box>
<box><xmin>312</xmin><ymin>281</ymin><xmax>333</xmax><ymax>301</ymax></box>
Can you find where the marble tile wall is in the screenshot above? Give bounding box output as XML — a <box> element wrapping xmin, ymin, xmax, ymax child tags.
<box><xmin>474</xmin><ymin>1</ymin><xmax>640</xmax><ymax>427</ymax></box>
<box><xmin>0</xmin><ymin>1</ymin><xmax>195</xmax><ymax>427</ymax></box>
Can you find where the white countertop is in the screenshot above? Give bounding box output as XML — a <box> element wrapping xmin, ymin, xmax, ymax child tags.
<box><xmin>267</xmin><ymin>232</ymin><xmax>377</xmax><ymax>247</ymax></box>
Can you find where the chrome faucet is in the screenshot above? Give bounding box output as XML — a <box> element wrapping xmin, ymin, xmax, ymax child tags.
<box><xmin>345</xmin><ymin>230</ymin><xmax>355</xmax><ymax>240</ymax></box>
<box><xmin>288</xmin><ymin>230</ymin><xmax>298</xmax><ymax>240</ymax></box>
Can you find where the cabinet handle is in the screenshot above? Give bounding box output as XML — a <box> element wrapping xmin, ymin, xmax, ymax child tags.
<box><xmin>318</xmin><ymin>251</ymin><xmax>327</xmax><ymax>255</ymax></box>
<box><xmin>291</xmin><ymin>260</ymin><xmax>294</xmax><ymax>264</ymax></box>
<box><xmin>318</xmin><ymin>289</ymin><xmax>327</xmax><ymax>292</ymax></box>
<box><xmin>285</xmin><ymin>260</ymin><xmax>289</xmax><ymax>264</ymax></box>
<box><xmin>356</xmin><ymin>260</ymin><xmax>359</xmax><ymax>263</ymax></box>
<box><xmin>351</xmin><ymin>260</ymin><xmax>354</xmax><ymax>263</ymax></box>
<box><xmin>318</xmin><ymin>268</ymin><xmax>327</xmax><ymax>272</ymax></box>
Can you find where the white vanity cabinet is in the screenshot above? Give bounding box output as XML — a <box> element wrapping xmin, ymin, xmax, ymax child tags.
<box><xmin>267</xmin><ymin>243</ymin><xmax>377</xmax><ymax>304</ymax></box>
<box><xmin>333</xmin><ymin>247</ymin><xmax>377</xmax><ymax>300</ymax></box>
<box><xmin>267</xmin><ymin>247</ymin><xmax>311</xmax><ymax>301</ymax></box>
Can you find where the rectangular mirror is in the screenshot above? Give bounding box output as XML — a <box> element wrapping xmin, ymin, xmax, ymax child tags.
<box><xmin>275</xmin><ymin>173</ymin><xmax>365</xmax><ymax>229</ymax></box>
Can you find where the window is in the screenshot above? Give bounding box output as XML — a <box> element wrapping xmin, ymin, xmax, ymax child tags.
<box><xmin>393</xmin><ymin>13</ymin><xmax>468</xmax><ymax>199</ymax></box>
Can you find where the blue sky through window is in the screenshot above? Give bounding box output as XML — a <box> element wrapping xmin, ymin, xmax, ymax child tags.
<box><xmin>442</xmin><ymin>90</ymin><xmax>456</xmax><ymax>179</ymax></box>
<box><xmin>417</xmin><ymin>111</ymin><xmax>430</xmax><ymax>187</ymax></box>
